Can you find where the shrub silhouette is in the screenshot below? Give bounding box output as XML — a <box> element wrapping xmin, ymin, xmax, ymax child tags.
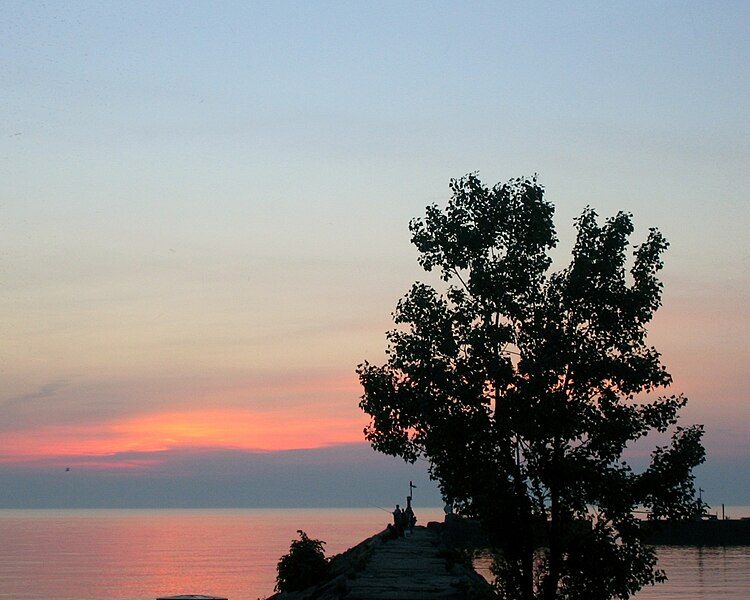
<box><xmin>275</xmin><ymin>530</ymin><xmax>330</xmax><ymax>592</ymax></box>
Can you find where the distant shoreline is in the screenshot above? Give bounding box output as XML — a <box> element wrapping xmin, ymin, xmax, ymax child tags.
<box><xmin>1</xmin><ymin>505</ymin><xmax>748</xmax><ymax>518</ymax></box>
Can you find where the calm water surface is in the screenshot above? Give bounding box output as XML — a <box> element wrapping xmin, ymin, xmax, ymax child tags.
<box><xmin>0</xmin><ymin>507</ymin><xmax>444</xmax><ymax>600</ymax></box>
<box><xmin>637</xmin><ymin>545</ymin><xmax>750</xmax><ymax>600</ymax></box>
<box><xmin>0</xmin><ymin>507</ymin><xmax>748</xmax><ymax>600</ymax></box>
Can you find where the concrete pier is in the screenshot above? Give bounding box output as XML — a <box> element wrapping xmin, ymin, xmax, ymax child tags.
<box><xmin>269</xmin><ymin>523</ymin><xmax>491</xmax><ymax>600</ymax></box>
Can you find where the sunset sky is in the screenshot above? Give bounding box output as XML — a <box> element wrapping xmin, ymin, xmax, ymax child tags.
<box><xmin>2</xmin><ymin>1</ymin><xmax>748</xmax><ymax>507</ymax></box>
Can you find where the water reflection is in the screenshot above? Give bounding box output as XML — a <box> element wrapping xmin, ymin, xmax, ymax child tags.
<box><xmin>0</xmin><ymin>508</ymin><xmax>447</xmax><ymax>600</ymax></box>
<box><xmin>2</xmin><ymin>510</ymin><xmax>748</xmax><ymax>600</ymax></box>
<box><xmin>473</xmin><ymin>546</ymin><xmax>750</xmax><ymax>600</ymax></box>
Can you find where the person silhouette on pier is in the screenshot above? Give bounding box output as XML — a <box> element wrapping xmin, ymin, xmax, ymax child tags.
<box><xmin>392</xmin><ymin>504</ymin><xmax>405</xmax><ymax>537</ymax></box>
<box><xmin>404</xmin><ymin>500</ymin><xmax>416</xmax><ymax>534</ymax></box>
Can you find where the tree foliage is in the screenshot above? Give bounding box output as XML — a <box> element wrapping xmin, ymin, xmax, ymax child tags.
<box><xmin>357</xmin><ymin>174</ymin><xmax>705</xmax><ymax>600</ymax></box>
<box><xmin>275</xmin><ymin>530</ymin><xmax>330</xmax><ymax>593</ymax></box>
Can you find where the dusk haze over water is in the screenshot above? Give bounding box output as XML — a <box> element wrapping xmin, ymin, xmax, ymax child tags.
<box><xmin>2</xmin><ymin>1</ymin><xmax>748</xmax><ymax>508</ymax></box>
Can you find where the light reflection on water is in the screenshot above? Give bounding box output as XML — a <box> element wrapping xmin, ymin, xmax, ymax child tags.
<box><xmin>637</xmin><ymin>545</ymin><xmax>750</xmax><ymax>600</ymax></box>
<box><xmin>0</xmin><ymin>507</ymin><xmax>446</xmax><ymax>600</ymax></box>
<box><xmin>473</xmin><ymin>545</ymin><xmax>750</xmax><ymax>600</ymax></box>
<box><xmin>1</xmin><ymin>508</ymin><xmax>748</xmax><ymax>600</ymax></box>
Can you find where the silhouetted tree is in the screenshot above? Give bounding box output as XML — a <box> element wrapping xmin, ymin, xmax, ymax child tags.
<box><xmin>357</xmin><ymin>174</ymin><xmax>705</xmax><ymax>600</ymax></box>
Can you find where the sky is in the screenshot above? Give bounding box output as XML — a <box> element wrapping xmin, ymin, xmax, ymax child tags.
<box><xmin>2</xmin><ymin>1</ymin><xmax>748</xmax><ymax>508</ymax></box>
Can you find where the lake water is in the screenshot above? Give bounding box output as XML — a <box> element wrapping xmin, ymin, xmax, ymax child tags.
<box><xmin>0</xmin><ymin>507</ymin><xmax>748</xmax><ymax>600</ymax></box>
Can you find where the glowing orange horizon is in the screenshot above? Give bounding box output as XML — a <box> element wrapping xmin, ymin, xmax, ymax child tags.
<box><xmin>0</xmin><ymin>407</ymin><xmax>369</xmax><ymax>465</ymax></box>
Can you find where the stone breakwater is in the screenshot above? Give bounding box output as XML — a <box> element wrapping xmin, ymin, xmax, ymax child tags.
<box><xmin>269</xmin><ymin>521</ymin><xmax>493</xmax><ymax>600</ymax></box>
<box><xmin>643</xmin><ymin>517</ymin><xmax>750</xmax><ymax>545</ymax></box>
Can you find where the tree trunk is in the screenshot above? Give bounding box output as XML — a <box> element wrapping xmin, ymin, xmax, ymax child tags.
<box><xmin>545</xmin><ymin>440</ymin><xmax>562</xmax><ymax>600</ymax></box>
<box><xmin>517</xmin><ymin>487</ymin><xmax>536</xmax><ymax>600</ymax></box>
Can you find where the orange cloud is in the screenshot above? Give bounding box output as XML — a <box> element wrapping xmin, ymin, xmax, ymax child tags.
<box><xmin>113</xmin><ymin>408</ymin><xmax>367</xmax><ymax>452</ymax></box>
<box><xmin>0</xmin><ymin>368</ymin><xmax>374</xmax><ymax>467</ymax></box>
<box><xmin>0</xmin><ymin>407</ymin><xmax>369</xmax><ymax>465</ymax></box>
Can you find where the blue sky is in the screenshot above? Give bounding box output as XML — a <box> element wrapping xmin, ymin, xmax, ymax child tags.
<box><xmin>1</xmin><ymin>1</ymin><xmax>748</xmax><ymax>507</ymax></box>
